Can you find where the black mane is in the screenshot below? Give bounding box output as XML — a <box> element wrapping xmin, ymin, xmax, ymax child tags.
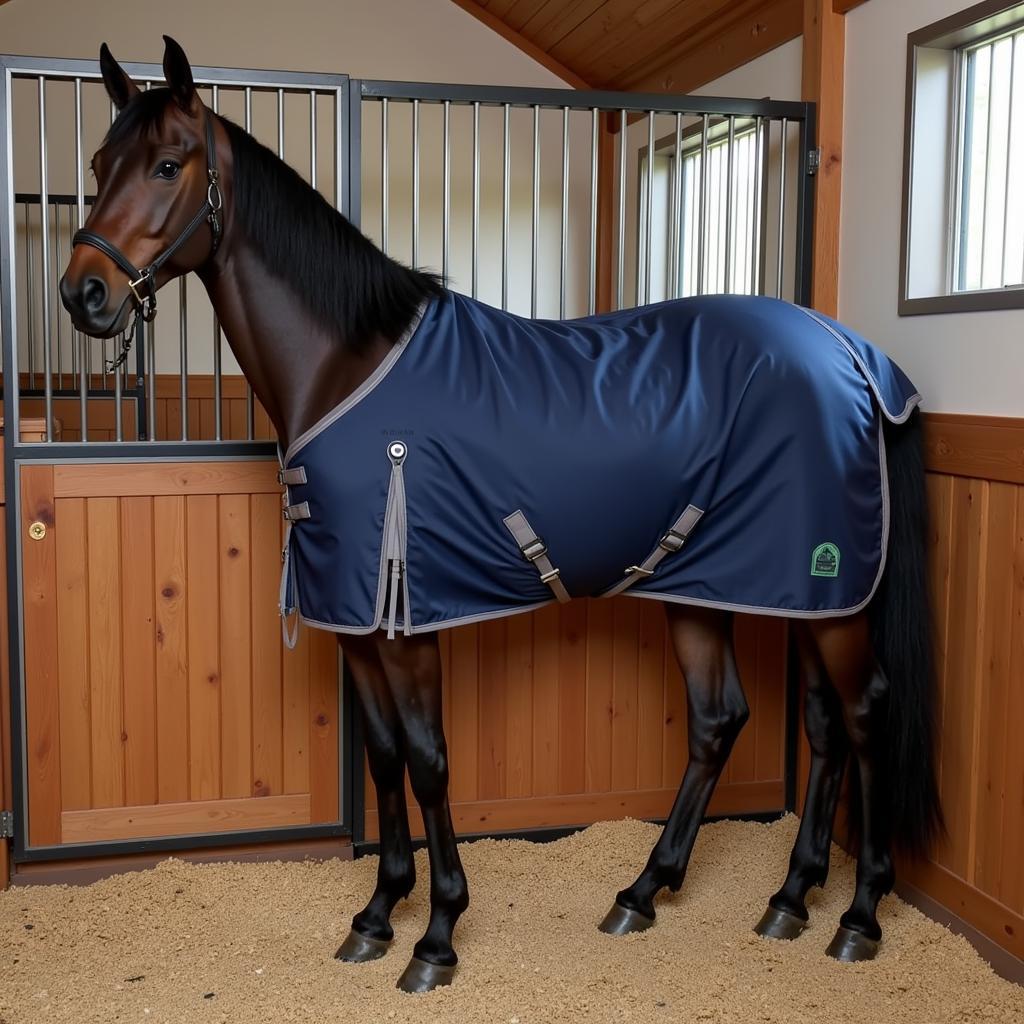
<box><xmin>106</xmin><ymin>88</ymin><xmax>443</xmax><ymax>350</ymax></box>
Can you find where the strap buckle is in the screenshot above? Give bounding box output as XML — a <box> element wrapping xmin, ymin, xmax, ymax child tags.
<box><xmin>624</xmin><ymin>565</ymin><xmax>655</xmax><ymax>577</ymax></box>
<box><xmin>539</xmin><ymin>567</ymin><xmax>561</xmax><ymax>584</ymax></box>
<box><xmin>658</xmin><ymin>529</ymin><xmax>686</xmax><ymax>553</ymax></box>
<box><xmin>520</xmin><ymin>538</ymin><xmax>548</xmax><ymax>563</ymax></box>
<box><xmin>207</xmin><ymin>168</ymin><xmax>223</xmax><ymax>212</ymax></box>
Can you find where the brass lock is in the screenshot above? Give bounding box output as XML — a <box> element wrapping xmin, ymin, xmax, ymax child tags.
<box><xmin>28</xmin><ymin>521</ymin><xmax>46</xmax><ymax>541</ymax></box>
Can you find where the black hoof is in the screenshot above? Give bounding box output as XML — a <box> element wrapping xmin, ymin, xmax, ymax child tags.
<box><xmin>335</xmin><ymin>929</ymin><xmax>391</xmax><ymax>963</ymax></box>
<box><xmin>598</xmin><ymin>902</ymin><xmax>655</xmax><ymax>936</ymax></box>
<box><xmin>754</xmin><ymin>905</ymin><xmax>808</xmax><ymax>941</ymax></box>
<box><xmin>826</xmin><ymin>925</ymin><xmax>880</xmax><ymax>962</ymax></box>
<box><xmin>396</xmin><ymin>956</ymin><xmax>456</xmax><ymax>993</ymax></box>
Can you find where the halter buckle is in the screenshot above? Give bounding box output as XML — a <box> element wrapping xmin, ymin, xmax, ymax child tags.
<box><xmin>127</xmin><ymin>270</ymin><xmax>157</xmax><ymax>322</ymax></box>
<box><xmin>207</xmin><ymin>169</ymin><xmax>223</xmax><ymax>213</ymax></box>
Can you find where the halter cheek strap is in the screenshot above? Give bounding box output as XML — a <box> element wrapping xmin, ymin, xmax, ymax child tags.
<box><xmin>72</xmin><ymin>110</ymin><xmax>223</xmax><ymax>325</ymax></box>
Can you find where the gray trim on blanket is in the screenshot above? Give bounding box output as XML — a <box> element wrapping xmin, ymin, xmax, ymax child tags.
<box><xmin>283</xmin><ymin>302</ymin><xmax>429</xmax><ymax>466</ymax></box>
<box><xmin>797</xmin><ymin>307</ymin><xmax>922</xmax><ymax>424</ymax></box>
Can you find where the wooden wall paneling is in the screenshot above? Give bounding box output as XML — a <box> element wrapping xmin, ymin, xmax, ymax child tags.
<box><xmin>153</xmin><ymin>495</ymin><xmax>190</xmax><ymax>804</ymax></box>
<box><xmin>119</xmin><ymin>496</ymin><xmax>158</xmax><ymax>807</ymax></box>
<box><xmin>54</xmin><ymin>497</ymin><xmax>91</xmax><ymax>812</ymax></box>
<box><xmin>935</xmin><ymin>478</ymin><xmax>986</xmax><ymax>879</ymax></box>
<box><xmin>218</xmin><ymin>494</ymin><xmax>253</xmax><ymax>800</ymax></box>
<box><xmin>308</xmin><ymin>627</ymin><xmax>340</xmax><ymax>824</ymax></box>
<box><xmin>446</xmin><ymin>625</ymin><xmax>479</xmax><ymax>805</ymax></box>
<box><xmin>185</xmin><ymin>494</ymin><xmax>222</xmax><ymax>801</ymax></box>
<box><xmin>972</xmin><ymin>483</ymin><xmax>1016</xmax><ymax>895</ymax></box>
<box><xmin>999</xmin><ymin>493</ymin><xmax>1024</xmax><ymax>913</ymax></box>
<box><xmin>21</xmin><ymin>465</ymin><xmax>61</xmax><ymax>847</ymax></box>
<box><xmin>610</xmin><ymin>599</ymin><xmax>640</xmax><ymax>792</ymax></box>
<box><xmin>636</xmin><ymin>601</ymin><xmax>666</xmax><ymax>791</ymax></box>
<box><xmin>557</xmin><ymin>600</ymin><xmax>588</xmax><ymax>794</ymax></box>
<box><xmin>0</xmin><ymin>462</ymin><xmax>10</xmax><ymax>889</ymax></box>
<box><xmin>530</xmin><ymin>605</ymin><xmax>560</xmax><ymax>797</ymax></box>
<box><xmin>251</xmin><ymin>492</ymin><xmax>284</xmax><ymax>799</ymax></box>
<box><xmin>477</xmin><ymin>618</ymin><xmax>508</xmax><ymax>800</ymax></box>
<box><xmin>584</xmin><ymin>598</ymin><xmax>614</xmax><ymax>792</ymax></box>
<box><xmin>505</xmin><ymin>612</ymin><xmax>534</xmax><ymax>798</ymax></box>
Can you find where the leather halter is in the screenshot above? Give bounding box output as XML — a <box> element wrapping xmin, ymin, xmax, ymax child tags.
<box><xmin>72</xmin><ymin>110</ymin><xmax>223</xmax><ymax>325</ymax></box>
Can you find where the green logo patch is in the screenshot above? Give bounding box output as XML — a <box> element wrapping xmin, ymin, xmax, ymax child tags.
<box><xmin>811</xmin><ymin>542</ymin><xmax>840</xmax><ymax>578</ymax></box>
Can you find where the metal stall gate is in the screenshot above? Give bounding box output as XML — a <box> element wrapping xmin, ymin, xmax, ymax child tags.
<box><xmin>1</xmin><ymin>54</ymin><xmax>815</xmax><ymax>867</ymax></box>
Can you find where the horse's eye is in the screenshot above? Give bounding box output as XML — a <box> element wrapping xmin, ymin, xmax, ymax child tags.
<box><xmin>154</xmin><ymin>159</ymin><xmax>180</xmax><ymax>180</ymax></box>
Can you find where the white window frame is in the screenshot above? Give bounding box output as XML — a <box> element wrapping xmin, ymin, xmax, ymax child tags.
<box><xmin>899</xmin><ymin>0</ymin><xmax>1024</xmax><ymax>315</ymax></box>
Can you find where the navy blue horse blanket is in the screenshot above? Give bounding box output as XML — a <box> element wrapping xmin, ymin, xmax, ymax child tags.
<box><xmin>278</xmin><ymin>293</ymin><xmax>919</xmax><ymax>639</ymax></box>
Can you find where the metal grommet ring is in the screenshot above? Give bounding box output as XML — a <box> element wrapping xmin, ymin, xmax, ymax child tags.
<box><xmin>388</xmin><ymin>440</ymin><xmax>407</xmax><ymax>462</ymax></box>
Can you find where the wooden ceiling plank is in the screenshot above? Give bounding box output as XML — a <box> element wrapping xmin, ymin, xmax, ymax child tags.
<box><xmin>527</xmin><ymin>0</ymin><xmax>609</xmax><ymax>50</ymax></box>
<box><xmin>552</xmin><ymin>0</ymin><xmax>684</xmax><ymax>71</ymax></box>
<box><xmin>567</xmin><ymin>0</ymin><xmax>741</xmax><ymax>85</ymax></box>
<box><xmin>485</xmin><ymin>0</ymin><xmax>521</xmax><ymax>19</ymax></box>
<box><xmin>505</xmin><ymin>0</ymin><xmax>557</xmax><ymax>33</ymax></box>
<box><xmin>448</xmin><ymin>0</ymin><xmax>592</xmax><ymax>87</ymax></box>
<box><xmin>618</xmin><ymin>0</ymin><xmax>802</xmax><ymax>93</ymax></box>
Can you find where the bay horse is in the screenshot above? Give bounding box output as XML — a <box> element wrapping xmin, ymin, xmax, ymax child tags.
<box><xmin>60</xmin><ymin>38</ymin><xmax>942</xmax><ymax>994</ymax></box>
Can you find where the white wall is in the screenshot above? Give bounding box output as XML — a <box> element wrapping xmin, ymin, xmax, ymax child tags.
<box><xmin>842</xmin><ymin>0</ymin><xmax>1024</xmax><ymax>416</ymax></box>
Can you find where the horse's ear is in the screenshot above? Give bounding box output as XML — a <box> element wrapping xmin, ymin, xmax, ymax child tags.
<box><xmin>162</xmin><ymin>35</ymin><xmax>199</xmax><ymax>114</ymax></box>
<box><xmin>99</xmin><ymin>43</ymin><xmax>139</xmax><ymax>111</ymax></box>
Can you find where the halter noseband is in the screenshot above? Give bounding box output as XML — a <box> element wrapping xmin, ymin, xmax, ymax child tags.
<box><xmin>72</xmin><ymin>110</ymin><xmax>223</xmax><ymax>328</ymax></box>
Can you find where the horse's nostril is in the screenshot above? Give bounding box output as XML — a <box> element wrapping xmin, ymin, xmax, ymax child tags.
<box><xmin>82</xmin><ymin>275</ymin><xmax>108</xmax><ymax>314</ymax></box>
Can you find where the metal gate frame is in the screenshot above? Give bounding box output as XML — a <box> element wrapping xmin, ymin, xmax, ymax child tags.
<box><xmin>1</xmin><ymin>55</ymin><xmax>816</xmax><ymax>862</ymax></box>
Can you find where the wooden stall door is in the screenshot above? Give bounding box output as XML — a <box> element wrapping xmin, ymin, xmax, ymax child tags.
<box><xmin>20</xmin><ymin>460</ymin><xmax>340</xmax><ymax>849</ymax></box>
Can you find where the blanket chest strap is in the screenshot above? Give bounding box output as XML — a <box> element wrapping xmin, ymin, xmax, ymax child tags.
<box><xmin>503</xmin><ymin>510</ymin><xmax>571</xmax><ymax>604</ymax></box>
<box><xmin>602</xmin><ymin>504</ymin><xmax>705</xmax><ymax>598</ymax></box>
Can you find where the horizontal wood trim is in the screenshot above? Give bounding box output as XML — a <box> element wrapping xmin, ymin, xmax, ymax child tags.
<box><xmin>923</xmin><ymin>413</ymin><xmax>1024</xmax><ymax>484</ymax></box>
<box><xmin>10</xmin><ymin>835</ymin><xmax>352</xmax><ymax>888</ymax></box>
<box><xmin>365</xmin><ymin>779</ymin><xmax>783</xmax><ymax>841</ymax></box>
<box><xmin>61</xmin><ymin>793</ymin><xmax>311</xmax><ymax>844</ymax></box>
<box><xmin>53</xmin><ymin>460</ymin><xmax>281</xmax><ymax>498</ymax></box>
<box><xmin>833</xmin><ymin>0</ymin><xmax>868</xmax><ymax>12</ymax></box>
<box><xmin>901</xmin><ymin>856</ymin><xmax>1024</xmax><ymax>963</ymax></box>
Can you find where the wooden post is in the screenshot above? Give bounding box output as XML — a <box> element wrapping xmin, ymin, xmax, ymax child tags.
<box><xmin>0</xmin><ymin>428</ymin><xmax>9</xmax><ymax>889</ymax></box>
<box><xmin>793</xmin><ymin>0</ymin><xmax>846</xmax><ymax>815</ymax></box>
<box><xmin>802</xmin><ymin>0</ymin><xmax>845</xmax><ymax>317</ymax></box>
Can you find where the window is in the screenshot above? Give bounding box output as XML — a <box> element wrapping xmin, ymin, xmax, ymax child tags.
<box><xmin>639</xmin><ymin>117</ymin><xmax>764</xmax><ymax>303</ymax></box>
<box><xmin>954</xmin><ymin>26</ymin><xmax>1024</xmax><ymax>292</ymax></box>
<box><xmin>900</xmin><ymin>0</ymin><xmax>1024</xmax><ymax>314</ymax></box>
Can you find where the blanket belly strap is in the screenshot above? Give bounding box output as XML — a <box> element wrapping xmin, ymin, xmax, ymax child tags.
<box><xmin>503</xmin><ymin>510</ymin><xmax>571</xmax><ymax>604</ymax></box>
<box><xmin>603</xmin><ymin>504</ymin><xmax>705</xmax><ymax>598</ymax></box>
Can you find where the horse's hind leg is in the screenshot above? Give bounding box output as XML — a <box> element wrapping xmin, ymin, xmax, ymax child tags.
<box><xmin>755</xmin><ymin>623</ymin><xmax>848</xmax><ymax>941</ymax></box>
<box><xmin>810</xmin><ymin>613</ymin><xmax>894</xmax><ymax>961</ymax></box>
<box><xmin>335</xmin><ymin>635</ymin><xmax>416</xmax><ymax>963</ymax></box>
<box><xmin>375</xmin><ymin>631</ymin><xmax>469</xmax><ymax>993</ymax></box>
<box><xmin>600</xmin><ymin>604</ymin><xmax>748</xmax><ymax>934</ymax></box>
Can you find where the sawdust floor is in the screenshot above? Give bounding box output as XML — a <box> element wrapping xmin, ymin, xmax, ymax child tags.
<box><xmin>1</xmin><ymin>815</ymin><xmax>1022</xmax><ymax>1023</ymax></box>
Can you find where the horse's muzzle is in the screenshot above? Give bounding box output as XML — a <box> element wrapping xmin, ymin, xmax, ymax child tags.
<box><xmin>59</xmin><ymin>271</ymin><xmax>131</xmax><ymax>339</ymax></box>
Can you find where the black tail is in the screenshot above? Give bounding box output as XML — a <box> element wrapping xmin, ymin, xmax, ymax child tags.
<box><xmin>868</xmin><ymin>409</ymin><xmax>944</xmax><ymax>856</ymax></box>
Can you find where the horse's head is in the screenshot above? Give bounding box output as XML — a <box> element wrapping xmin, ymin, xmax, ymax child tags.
<box><xmin>60</xmin><ymin>37</ymin><xmax>224</xmax><ymax>339</ymax></box>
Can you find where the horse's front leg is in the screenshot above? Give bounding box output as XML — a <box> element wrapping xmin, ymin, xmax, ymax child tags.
<box><xmin>375</xmin><ymin>631</ymin><xmax>469</xmax><ymax>993</ymax></box>
<box><xmin>600</xmin><ymin>604</ymin><xmax>748</xmax><ymax>933</ymax></box>
<box><xmin>335</xmin><ymin>634</ymin><xmax>416</xmax><ymax>964</ymax></box>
